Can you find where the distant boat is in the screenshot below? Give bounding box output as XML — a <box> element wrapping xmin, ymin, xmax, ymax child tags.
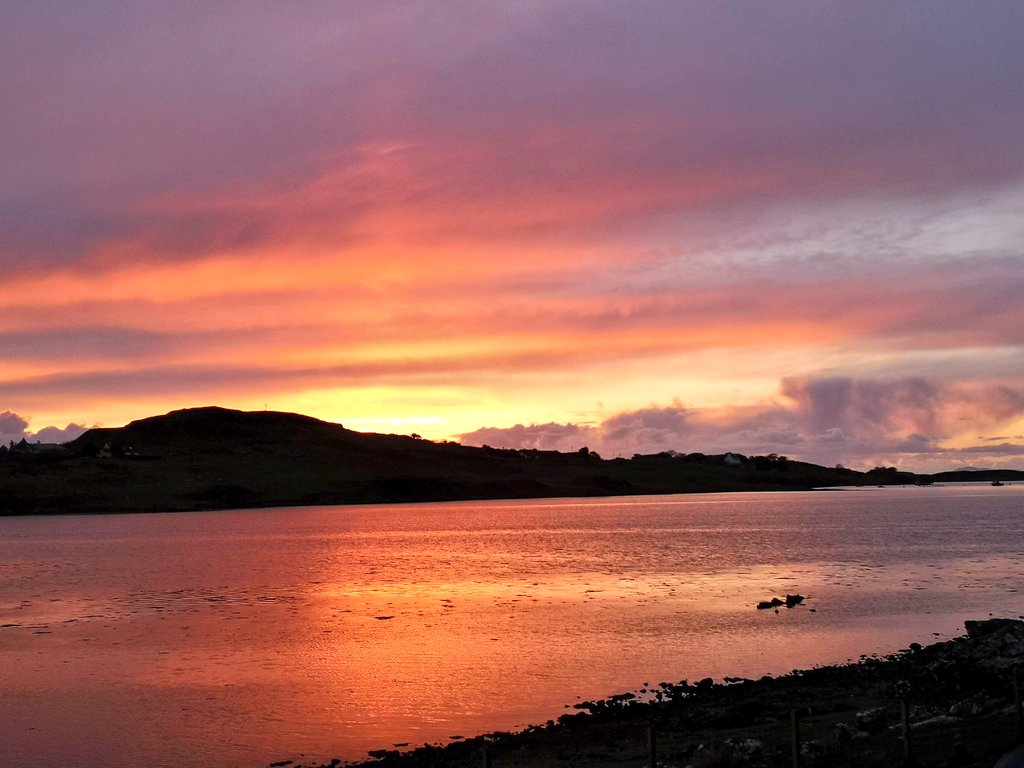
<box><xmin>992</xmin><ymin>480</ymin><xmax>1005</xmax><ymax>486</ymax></box>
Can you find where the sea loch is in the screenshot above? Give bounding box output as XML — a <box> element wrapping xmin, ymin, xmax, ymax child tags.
<box><xmin>2</xmin><ymin>485</ymin><xmax>1023</xmax><ymax>768</ymax></box>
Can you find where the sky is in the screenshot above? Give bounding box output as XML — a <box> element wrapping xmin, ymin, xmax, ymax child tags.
<box><xmin>1</xmin><ymin>1</ymin><xmax>1022</xmax><ymax>472</ymax></box>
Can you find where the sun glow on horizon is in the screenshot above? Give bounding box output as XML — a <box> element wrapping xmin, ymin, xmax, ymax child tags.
<box><xmin>1</xmin><ymin>3</ymin><xmax>1022</xmax><ymax>472</ymax></box>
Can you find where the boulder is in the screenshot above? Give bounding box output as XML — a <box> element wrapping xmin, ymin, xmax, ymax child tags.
<box><xmin>964</xmin><ymin>618</ymin><xmax>1020</xmax><ymax>638</ymax></box>
<box><xmin>855</xmin><ymin>706</ymin><xmax>895</xmax><ymax>733</ymax></box>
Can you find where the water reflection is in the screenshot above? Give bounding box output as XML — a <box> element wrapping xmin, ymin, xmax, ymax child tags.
<box><xmin>2</xmin><ymin>486</ymin><xmax>1023</xmax><ymax>767</ymax></box>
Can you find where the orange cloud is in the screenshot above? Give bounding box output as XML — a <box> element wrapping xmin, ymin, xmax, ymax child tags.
<box><xmin>2</xmin><ymin>4</ymin><xmax>1022</xmax><ymax>458</ymax></box>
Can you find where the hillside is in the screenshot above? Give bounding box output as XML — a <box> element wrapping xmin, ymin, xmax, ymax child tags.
<box><xmin>0</xmin><ymin>406</ymin><xmax>1018</xmax><ymax>515</ymax></box>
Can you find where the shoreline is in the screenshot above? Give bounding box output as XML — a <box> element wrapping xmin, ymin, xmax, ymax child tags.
<box><xmin>0</xmin><ymin>482</ymin><xmax>868</xmax><ymax>518</ymax></box>
<box><xmin>2</xmin><ymin>480</ymin><xmax>1015</xmax><ymax>520</ymax></box>
<box><xmin>280</xmin><ymin>618</ymin><xmax>1024</xmax><ymax>768</ymax></box>
<box><xmin>6</xmin><ymin>405</ymin><xmax>1021</xmax><ymax>518</ymax></box>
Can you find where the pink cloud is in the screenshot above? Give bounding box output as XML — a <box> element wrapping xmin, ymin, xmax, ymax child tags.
<box><xmin>0</xmin><ymin>409</ymin><xmax>87</xmax><ymax>445</ymax></box>
<box><xmin>0</xmin><ymin>410</ymin><xmax>29</xmax><ymax>441</ymax></box>
<box><xmin>1</xmin><ymin>4</ymin><xmax>1022</xmax><ymax>445</ymax></box>
<box><xmin>461</xmin><ymin>377</ymin><xmax>1024</xmax><ymax>471</ymax></box>
<box><xmin>3</xmin><ymin>4</ymin><xmax>1022</xmax><ymax>275</ymax></box>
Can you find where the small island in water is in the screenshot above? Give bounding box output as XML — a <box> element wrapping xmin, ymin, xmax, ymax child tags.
<box><xmin>1</xmin><ymin>405</ymin><xmax>1020</xmax><ymax>516</ymax></box>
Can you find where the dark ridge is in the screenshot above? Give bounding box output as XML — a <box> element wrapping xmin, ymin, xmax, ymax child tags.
<box><xmin>928</xmin><ymin>468</ymin><xmax>1022</xmax><ymax>483</ymax></box>
<box><xmin>2</xmin><ymin>406</ymin><xmax>1021</xmax><ymax>516</ymax></box>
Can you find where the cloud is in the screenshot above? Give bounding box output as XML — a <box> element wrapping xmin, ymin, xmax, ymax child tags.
<box><xmin>461</xmin><ymin>376</ymin><xmax>1024</xmax><ymax>471</ymax></box>
<box><xmin>3</xmin><ymin>3</ymin><xmax>1023</xmax><ymax>274</ymax></box>
<box><xmin>30</xmin><ymin>423</ymin><xmax>89</xmax><ymax>443</ymax></box>
<box><xmin>0</xmin><ymin>409</ymin><xmax>87</xmax><ymax>445</ymax></box>
<box><xmin>0</xmin><ymin>327</ymin><xmax>167</xmax><ymax>361</ymax></box>
<box><xmin>0</xmin><ymin>410</ymin><xmax>29</xmax><ymax>443</ymax></box>
<box><xmin>956</xmin><ymin>443</ymin><xmax>1024</xmax><ymax>457</ymax></box>
<box><xmin>1</xmin><ymin>4</ymin><xmax>1022</xmax><ymax>446</ymax></box>
<box><xmin>600</xmin><ymin>404</ymin><xmax>696</xmax><ymax>452</ymax></box>
<box><xmin>460</xmin><ymin>422</ymin><xmax>590</xmax><ymax>452</ymax></box>
<box><xmin>780</xmin><ymin>377</ymin><xmax>943</xmax><ymax>440</ymax></box>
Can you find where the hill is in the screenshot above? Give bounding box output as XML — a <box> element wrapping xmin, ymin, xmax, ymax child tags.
<box><xmin>0</xmin><ymin>406</ymin><xmax>1019</xmax><ymax>515</ymax></box>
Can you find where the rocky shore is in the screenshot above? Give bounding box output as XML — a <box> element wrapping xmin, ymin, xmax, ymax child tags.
<box><xmin>276</xmin><ymin>618</ymin><xmax>1024</xmax><ymax>768</ymax></box>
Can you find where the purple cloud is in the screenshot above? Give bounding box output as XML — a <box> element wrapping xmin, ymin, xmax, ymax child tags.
<box><xmin>0</xmin><ymin>409</ymin><xmax>86</xmax><ymax>445</ymax></box>
<box><xmin>1</xmin><ymin>4</ymin><xmax>1021</xmax><ymax>452</ymax></box>
<box><xmin>31</xmin><ymin>423</ymin><xmax>89</xmax><ymax>443</ymax></box>
<box><xmin>780</xmin><ymin>377</ymin><xmax>944</xmax><ymax>441</ymax></box>
<box><xmin>0</xmin><ymin>410</ymin><xmax>29</xmax><ymax>442</ymax></box>
<box><xmin>461</xmin><ymin>377</ymin><xmax>1024</xmax><ymax>471</ymax></box>
<box><xmin>459</xmin><ymin>422</ymin><xmax>590</xmax><ymax>453</ymax></box>
<box><xmin>3</xmin><ymin>3</ymin><xmax>1023</xmax><ymax>273</ymax></box>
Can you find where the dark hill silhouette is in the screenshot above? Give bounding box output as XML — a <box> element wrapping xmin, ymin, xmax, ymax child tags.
<box><xmin>0</xmin><ymin>406</ymin><xmax>1020</xmax><ymax>515</ymax></box>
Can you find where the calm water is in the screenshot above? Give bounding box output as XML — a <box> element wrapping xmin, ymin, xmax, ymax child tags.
<box><xmin>2</xmin><ymin>486</ymin><xmax>1023</xmax><ymax>767</ymax></box>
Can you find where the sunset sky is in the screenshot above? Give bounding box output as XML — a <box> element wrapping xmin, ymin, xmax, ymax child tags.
<box><xmin>2</xmin><ymin>1</ymin><xmax>1022</xmax><ymax>471</ymax></box>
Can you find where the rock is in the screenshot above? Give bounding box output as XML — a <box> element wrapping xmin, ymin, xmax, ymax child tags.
<box><xmin>831</xmin><ymin>722</ymin><xmax>866</xmax><ymax>742</ymax></box>
<box><xmin>964</xmin><ymin>618</ymin><xmax>1020</xmax><ymax>638</ymax></box>
<box><xmin>855</xmin><ymin>706</ymin><xmax>894</xmax><ymax>733</ymax></box>
<box><xmin>756</xmin><ymin>595</ymin><xmax>805</xmax><ymax>609</ymax></box>
<box><xmin>996</xmin><ymin>745</ymin><xmax>1024</xmax><ymax>768</ymax></box>
<box><xmin>948</xmin><ymin>695</ymin><xmax>1000</xmax><ymax>718</ymax></box>
<box><xmin>909</xmin><ymin>703</ymin><xmax>942</xmax><ymax>722</ymax></box>
<box><xmin>729</xmin><ymin>737</ymin><xmax>763</xmax><ymax>759</ymax></box>
<box><xmin>911</xmin><ymin>714</ymin><xmax>961</xmax><ymax>729</ymax></box>
<box><xmin>949</xmin><ymin>699</ymin><xmax>982</xmax><ymax>718</ymax></box>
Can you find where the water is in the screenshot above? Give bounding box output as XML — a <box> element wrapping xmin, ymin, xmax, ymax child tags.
<box><xmin>2</xmin><ymin>485</ymin><xmax>1023</xmax><ymax>767</ymax></box>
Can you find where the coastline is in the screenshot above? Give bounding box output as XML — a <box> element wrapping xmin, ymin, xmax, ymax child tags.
<box><xmin>281</xmin><ymin>618</ymin><xmax>1024</xmax><ymax>768</ymax></box>
<box><xmin>9</xmin><ymin>405</ymin><xmax>1021</xmax><ymax>518</ymax></box>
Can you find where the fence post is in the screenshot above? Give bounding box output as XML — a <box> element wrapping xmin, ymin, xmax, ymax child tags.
<box><xmin>791</xmin><ymin>708</ymin><xmax>801</xmax><ymax>768</ymax></box>
<box><xmin>951</xmin><ymin>723</ymin><xmax>967</xmax><ymax>765</ymax></box>
<box><xmin>1014</xmin><ymin>666</ymin><xmax>1023</xmax><ymax>740</ymax></box>
<box><xmin>900</xmin><ymin>696</ymin><xmax>915</xmax><ymax>766</ymax></box>
<box><xmin>648</xmin><ymin>720</ymin><xmax>658</xmax><ymax>768</ymax></box>
<box><xmin>482</xmin><ymin>744</ymin><xmax>492</xmax><ymax>768</ymax></box>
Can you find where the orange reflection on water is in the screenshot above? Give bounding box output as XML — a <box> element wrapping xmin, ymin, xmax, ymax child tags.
<box><xmin>3</xmin><ymin>488</ymin><xmax>1024</xmax><ymax>767</ymax></box>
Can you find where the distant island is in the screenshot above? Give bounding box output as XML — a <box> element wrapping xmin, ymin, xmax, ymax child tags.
<box><xmin>1</xmin><ymin>406</ymin><xmax>1021</xmax><ymax>516</ymax></box>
